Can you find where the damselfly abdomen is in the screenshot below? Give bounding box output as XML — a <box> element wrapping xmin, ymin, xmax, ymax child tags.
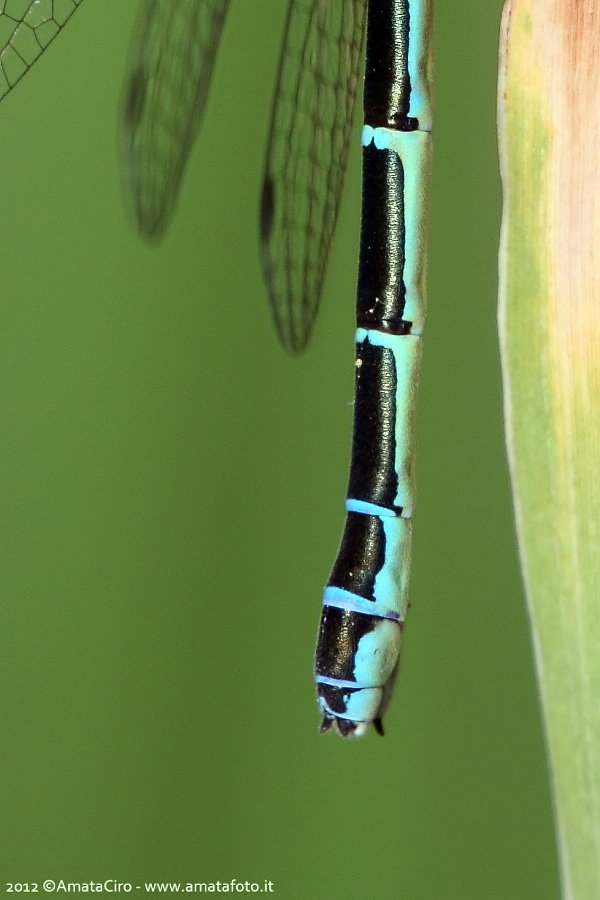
<box><xmin>0</xmin><ymin>0</ymin><xmax>433</xmax><ymax>738</ymax></box>
<box><xmin>314</xmin><ymin>1</ymin><xmax>432</xmax><ymax>736</ymax></box>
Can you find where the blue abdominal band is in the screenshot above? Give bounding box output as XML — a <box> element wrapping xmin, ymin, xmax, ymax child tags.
<box><xmin>355</xmin><ymin>328</ymin><xmax>422</xmax><ymax>517</ymax></box>
<box><xmin>323</xmin><ymin>515</ymin><xmax>412</xmax><ymax>621</ymax></box>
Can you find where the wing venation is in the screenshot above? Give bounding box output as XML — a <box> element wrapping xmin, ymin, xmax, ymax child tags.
<box><xmin>0</xmin><ymin>0</ymin><xmax>84</xmax><ymax>101</ymax></box>
<box><xmin>260</xmin><ymin>0</ymin><xmax>367</xmax><ymax>353</ymax></box>
<box><xmin>119</xmin><ymin>0</ymin><xmax>231</xmax><ymax>241</ymax></box>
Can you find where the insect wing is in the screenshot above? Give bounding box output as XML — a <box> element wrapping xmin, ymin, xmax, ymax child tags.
<box><xmin>119</xmin><ymin>0</ymin><xmax>231</xmax><ymax>241</ymax></box>
<box><xmin>0</xmin><ymin>0</ymin><xmax>84</xmax><ymax>101</ymax></box>
<box><xmin>260</xmin><ymin>0</ymin><xmax>367</xmax><ymax>354</ymax></box>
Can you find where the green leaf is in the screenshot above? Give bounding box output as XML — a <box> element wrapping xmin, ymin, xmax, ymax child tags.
<box><xmin>498</xmin><ymin>2</ymin><xmax>600</xmax><ymax>897</ymax></box>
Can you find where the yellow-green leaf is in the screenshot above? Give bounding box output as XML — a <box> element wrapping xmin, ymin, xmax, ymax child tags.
<box><xmin>498</xmin><ymin>1</ymin><xmax>600</xmax><ymax>897</ymax></box>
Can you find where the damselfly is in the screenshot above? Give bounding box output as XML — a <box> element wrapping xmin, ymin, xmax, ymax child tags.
<box><xmin>0</xmin><ymin>0</ymin><xmax>433</xmax><ymax>737</ymax></box>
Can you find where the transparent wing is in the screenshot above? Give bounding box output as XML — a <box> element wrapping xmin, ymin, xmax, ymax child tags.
<box><xmin>0</xmin><ymin>0</ymin><xmax>84</xmax><ymax>101</ymax></box>
<box><xmin>260</xmin><ymin>0</ymin><xmax>367</xmax><ymax>354</ymax></box>
<box><xmin>119</xmin><ymin>0</ymin><xmax>230</xmax><ymax>242</ymax></box>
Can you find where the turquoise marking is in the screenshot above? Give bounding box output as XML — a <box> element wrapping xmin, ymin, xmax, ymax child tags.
<box><xmin>315</xmin><ymin>675</ymin><xmax>364</xmax><ymax>689</ymax></box>
<box><xmin>335</xmin><ymin>687</ymin><xmax>383</xmax><ymax>724</ymax></box>
<box><xmin>362</xmin><ymin>128</ymin><xmax>430</xmax><ymax>334</ymax></box>
<box><xmin>345</xmin><ymin>498</ymin><xmax>397</xmax><ymax>518</ymax></box>
<box><xmin>317</xmin><ymin>687</ymin><xmax>382</xmax><ymax>724</ymax></box>
<box><xmin>352</xmin><ymin>619</ymin><xmax>401</xmax><ymax>687</ymax></box>
<box><xmin>407</xmin><ymin>0</ymin><xmax>434</xmax><ymax>131</ymax></box>
<box><xmin>362</xmin><ymin>125</ymin><xmax>398</xmax><ymax>152</ymax></box>
<box><xmin>323</xmin><ymin>516</ymin><xmax>411</xmax><ymax>620</ymax></box>
<box><xmin>374</xmin><ymin>128</ymin><xmax>390</xmax><ymax>150</ymax></box>
<box><xmin>376</xmin><ymin>130</ymin><xmax>431</xmax><ymax>333</ymax></box>
<box><xmin>372</xmin><ymin>516</ymin><xmax>412</xmax><ymax>619</ymax></box>
<box><xmin>323</xmin><ymin>585</ymin><xmax>402</xmax><ymax>621</ymax></box>
<box><xmin>356</xmin><ymin>328</ymin><xmax>422</xmax><ymax>516</ymax></box>
<box><xmin>361</xmin><ymin>125</ymin><xmax>374</xmax><ymax>146</ymax></box>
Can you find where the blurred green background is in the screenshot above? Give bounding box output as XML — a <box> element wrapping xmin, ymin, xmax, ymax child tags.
<box><xmin>0</xmin><ymin>2</ymin><xmax>560</xmax><ymax>898</ymax></box>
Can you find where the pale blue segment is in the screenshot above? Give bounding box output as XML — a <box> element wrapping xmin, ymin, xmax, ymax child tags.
<box><xmin>387</xmin><ymin>130</ymin><xmax>431</xmax><ymax>332</ymax></box>
<box><xmin>315</xmin><ymin>675</ymin><xmax>362</xmax><ymax>689</ymax></box>
<box><xmin>373</xmin><ymin>128</ymin><xmax>390</xmax><ymax>150</ymax></box>
<box><xmin>318</xmin><ymin>687</ymin><xmax>383</xmax><ymax>724</ymax></box>
<box><xmin>407</xmin><ymin>0</ymin><xmax>433</xmax><ymax>131</ymax></box>
<box><xmin>361</xmin><ymin>129</ymin><xmax>430</xmax><ymax>334</ymax></box>
<box><xmin>322</xmin><ymin>585</ymin><xmax>401</xmax><ymax>621</ymax></box>
<box><xmin>323</xmin><ymin>516</ymin><xmax>411</xmax><ymax>621</ymax></box>
<box><xmin>345</xmin><ymin>498</ymin><xmax>396</xmax><ymax>518</ymax></box>
<box><xmin>362</xmin><ymin>125</ymin><xmax>390</xmax><ymax>150</ymax></box>
<box><xmin>372</xmin><ymin>516</ymin><xmax>412</xmax><ymax>620</ymax></box>
<box><xmin>341</xmin><ymin>687</ymin><xmax>383</xmax><ymax>723</ymax></box>
<box><xmin>352</xmin><ymin>619</ymin><xmax>401</xmax><ymax>687</ymax></box>
<box><xmin>361</xmin><ymin>125</ymin><xmax>374</xmax><ymax>146</ymax></box>
<box><xmin>356</xmin><ymin>329</ymin><xmax>422</xmax><ymax>516</ymax></box>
